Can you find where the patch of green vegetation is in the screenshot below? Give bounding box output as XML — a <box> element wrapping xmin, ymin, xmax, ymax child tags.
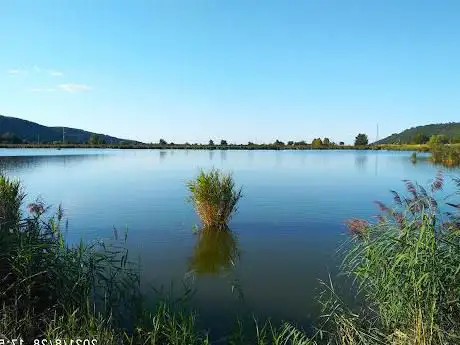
<box><xmin>328</xmin><ymin>172</ymin><xmax>460</xmax><ymax>344</ymax></box>
<box><xmin>375</xmin><ymin>122</ymin><xmax>460</xmax><ymax>145</ymax></box>
<box><xmin>429</xmin><ymin>143</ymin><xmax>460</xmax><ymax>167</ymax></box>
<box><xmin>187</xmin><ymin>169</ymin><xmax>242</xmax><ymax>229</ymax></box>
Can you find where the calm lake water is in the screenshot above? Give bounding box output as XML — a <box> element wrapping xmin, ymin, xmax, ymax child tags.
<box><xmin>0</xmin><ymin>148</ymin><xmax>457</xmax><ymax>337</ymax></box>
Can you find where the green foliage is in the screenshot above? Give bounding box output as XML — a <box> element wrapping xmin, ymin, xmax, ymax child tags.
<box><xmin>412</xmin><ymin>132</ymin><xmax>430</xmax><ymax>144</ymax></box>
<box><xmin>159</xmin><ymin>138</ymin><xmax>167</xmax><ymax>145</ymax></box>
<box><xmin>274</xmin><ymin>139</ymin><xmax>285</xmax><ymax>146</ymax></box>
<box><xmin>376</xmin><ymin>122</ymin><xmax>460</xmax><ymax>145</ymax></box>
<box><xmin>429</xmin><ymin>134</ymin><xmax>449</xmax><ymax>145</ymax></box>
<box><xmin>429</xmin><ymin>144</ymin><xmax>460</xmax><ymax>167</ymax></box>
<box><xmin>209</xmin><ymin>139</ymin><xmax>214</xmax><ymax>146</ymax></box>
<box><xmin>354</xmin><ymin>133</ymin><xmax>368</xmax><ymax>146</ymax></box>
<box><xmin>335</xmin><ymin>173</ymin><xmax>460</xmax><ymax>344</ymax></box>
<box><xmin>323</xmin><ymin>138</ymin><xmax>331</xmax><ymax>146</ymax></box>
<box><xmin>339</xmin><ymin>141</ymin><xmax>345</xmax><ymax>146</ymax></box>
<box><xmin>220</xmin><ymin>139</ymin><xmax>228</xmax><ymax>146</ymax></box>
<box><xmin>89</xmin><ymin>133</ymin><xmax>106</xmax><ymax>145</ymax></box>
<box><xmin>0</xmin><ymin>175</ymin><xmax>24</xmax><ymax>231</ymax></box>
<box><xmin>311</xmin><ymin>138</ymin><xmax>323</xmax><ymax>148</ymax></box>
<box><xmin>187</xmin><ymin>169</ymin><xmax>242</xmax><ymax>228</ymax></box>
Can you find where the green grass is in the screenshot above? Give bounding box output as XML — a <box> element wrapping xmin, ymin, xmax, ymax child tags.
<box><xmin>329</xmin><ymin>171</ymin><xmax>460</xmax><ymax>344</ymax></box>
<box><xmin>187</xmin><ymin>169</ymin><xmax>243</xmax><ymax>228</ymax></box>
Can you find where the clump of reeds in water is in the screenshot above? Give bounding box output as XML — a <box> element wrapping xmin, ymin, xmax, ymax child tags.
<box><xmin>430</xmin><ymin>143</ymin><xmax>460</xmax><ymax>167</ymax></box>
<box><xmin>187</xmin><ymin>168</ymin><xmax>242</xmax><ymax>229</ymax></box>
<box><xmin>410</xmin><ymin>151</ymin><xmax>417</xmax><ymax>164</ymax></box>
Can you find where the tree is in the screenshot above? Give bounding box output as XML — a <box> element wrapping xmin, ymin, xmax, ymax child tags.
<box><xmin>429</xmin><ymin>134</ymin><xmax>449</xmax><ymax>145</ymax></box>
<box><xmin>209</xmin><ymin>139</ymin><xmax>214</xmax><ymax>146</ymax></box>
<box><xmin>89</xmin><ymin>134</ymin><xmax>105</xmax><ymax>145</ymax></box>
<box><xmin>311</xmin><ymin>138</ymin><xmax>323</xmax><ymax>148</ymax></box>
<box><xmin>323</xmin><ymin>138</ymin><xmax>331</xmax><ymax>146</ymax></box>
<box><xmin>450</xmin><ymin>135</ymin><xmax>460</xmax><ymax>144</ymax></box>
<box><xmin>247</xmin><ymin>141</ymin><xmax>254</xmax><ymax>146</ymax></box>
<box><xmin>159</xmin><ymin>139</ymin><xmax>167</xmax><ymax>145</ymax></box>
<box><xmin>220</xmin><ymin>139</ymin><xmax>228</xmax><ymax>146</ymax></box>
<box><xmin>339</xmin><ymin>141</ymin><xmax>345</xmax><ymax>146</ymax></box>
<box><xmin>287</xmin><ymin>141</ymin><xmax>294</xmax><ymax>146</ymax></box>
<box><xmin>412</xmin><ymin>132</ymin><xmax>430</xmax><ymax>144</ymax></box>
<box><xmin>274</xmin><ymin>139</ymin><xmax>284</xmax><ymax>146</ymax></box>
<box><xmin>89</xmin><ymin>133</ymin><xmax>98</xmax><ymax>145</ymax></box>
<box><xmin>354</xmin><ymin>133</ymin><xmax>368</xmax><ymax>146</ymax></box>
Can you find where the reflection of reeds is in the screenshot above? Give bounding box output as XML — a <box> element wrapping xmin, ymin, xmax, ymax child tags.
<box><xmin>189</xmin><ymin>226</ymin><xmax>239</xmax><ymax>276</ymax></box>
<box><xmin>187</xmin><ymin>169</ymin><xmax>242</xmax><ymax>228</ymax></box>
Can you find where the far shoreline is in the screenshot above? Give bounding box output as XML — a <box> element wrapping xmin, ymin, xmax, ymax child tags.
<box><xmin>0</xmin><ymin>143</ymin><xmax>437</xmax><ymax>152</ymax></box>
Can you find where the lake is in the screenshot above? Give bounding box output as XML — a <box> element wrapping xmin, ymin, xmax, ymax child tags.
<box><xmin>0</xmin><ymin>148</ymin><xmax>457</xmax><ymax>337</ymax></box>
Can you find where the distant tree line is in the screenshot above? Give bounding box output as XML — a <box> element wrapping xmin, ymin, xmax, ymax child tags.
<box><xmin>153</xmin><ymin>134</ymin><xmax>370</xmax><ymax>148</ymax></box>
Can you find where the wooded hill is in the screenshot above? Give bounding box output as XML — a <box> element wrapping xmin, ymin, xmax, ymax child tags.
<box><xmin>375</xmin><ymin>122</ymin><xmax>460</xmax><ymax>144</ymax></box>
<box><xmin>0</xmin><ymin>114</ymin><xmax>139</xmax><ymax>144</ymax></box>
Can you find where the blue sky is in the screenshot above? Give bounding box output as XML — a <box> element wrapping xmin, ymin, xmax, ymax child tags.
<box><xmin>1</xmin><ymin>1</ymin><xmax>459</xmax><ymax>144</ymax></box>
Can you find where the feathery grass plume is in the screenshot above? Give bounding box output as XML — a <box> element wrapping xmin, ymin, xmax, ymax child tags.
<box><xmin>338</xmin><ymin>174</ymin><xmax>460</xmax><ymax>344</ymax></box>
<box><xmin>187</xmin><ymin>168</ymin><xmax>242</xmax><ymax>228</ymax></box>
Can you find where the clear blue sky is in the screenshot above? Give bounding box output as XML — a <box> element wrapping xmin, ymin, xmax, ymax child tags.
<box><xmin>1</xmin><ymin>1</ymin><xmax>459</xmax><ymax>144</ymax></box>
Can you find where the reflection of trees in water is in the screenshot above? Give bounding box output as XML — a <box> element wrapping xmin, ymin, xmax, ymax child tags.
<box><xmin>0</xmin><ymin>154</ymin><xmax>105</xmax><ymax>172</ymax></box>
<box><xmin>354</xmin><ymin>154</ymin><xmax>368</xmax><ymax>170</ymax></box>
<box><xmin>159</xmin><ymin>151</ymin><xmax>167</xmax><ymax>161</ymax></box>
<box><xmin>208</xmin><ymin>150</ymin><xmax>215</xmax><ymax>161</ymax></box>
<box><xmin>220</xmin><ymin>150</ymin><xmax>227</xmax><ymax>162</ymax></box>
<box><xmin>189</xmin><ymin>226</ymin><xmax>239</xmax><ymax>276</ymax></box>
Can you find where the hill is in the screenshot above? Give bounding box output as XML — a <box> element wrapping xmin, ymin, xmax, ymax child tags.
<box><xmin>375</xmin><ymin>122</ymin><xmax>460</xmax><ymax>144</ymax></box>
<box><xmin>0</xmin><ymin>114</ymin><xmax>141</xmax><ymax>144</ymax></box>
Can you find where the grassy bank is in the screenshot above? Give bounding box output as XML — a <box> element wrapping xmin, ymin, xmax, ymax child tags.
<box><xmin>0</xmin><ymin>170</ymin><xmax>459</xmax><ymax>344</ymax></box>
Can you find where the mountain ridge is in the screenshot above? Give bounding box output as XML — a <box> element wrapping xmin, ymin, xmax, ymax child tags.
<box><xmin>0</xmin><ymin>114</ymin><xmax>141</xmax><ymax>144</ymax></box>
<box><xmin>375</xmin><ymin>122</ymin><xmax>460</xmax><ymax>144</ymax></box>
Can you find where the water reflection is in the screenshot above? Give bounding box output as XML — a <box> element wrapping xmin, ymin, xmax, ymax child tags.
<box><xmin>159</xmin><ymin>151</ymin><xmax>167</xmax><ymax>161</ymax></box>
<box><xmin>354</xmin><ymin>154</ymin><xmax>368</xmax><ymax>171</ymax></box>
<box><xmin>0</xmin><ymin>154</ymin><xmax>104</xmax><ymax>172</ymax></box>
<box><xmin>220</xmin><ymin>150</ymin><xmax>227</xmax><ymax>162</ymax></box>
<box><xmin>188</xmin><ymin>226</ymin><xmax>239</xmax><ymax>276</ymax></box>
<box><xmin>208</xmin><ymin>150</ymin><xmax>215</xmax><ymax>161</ymax></box>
